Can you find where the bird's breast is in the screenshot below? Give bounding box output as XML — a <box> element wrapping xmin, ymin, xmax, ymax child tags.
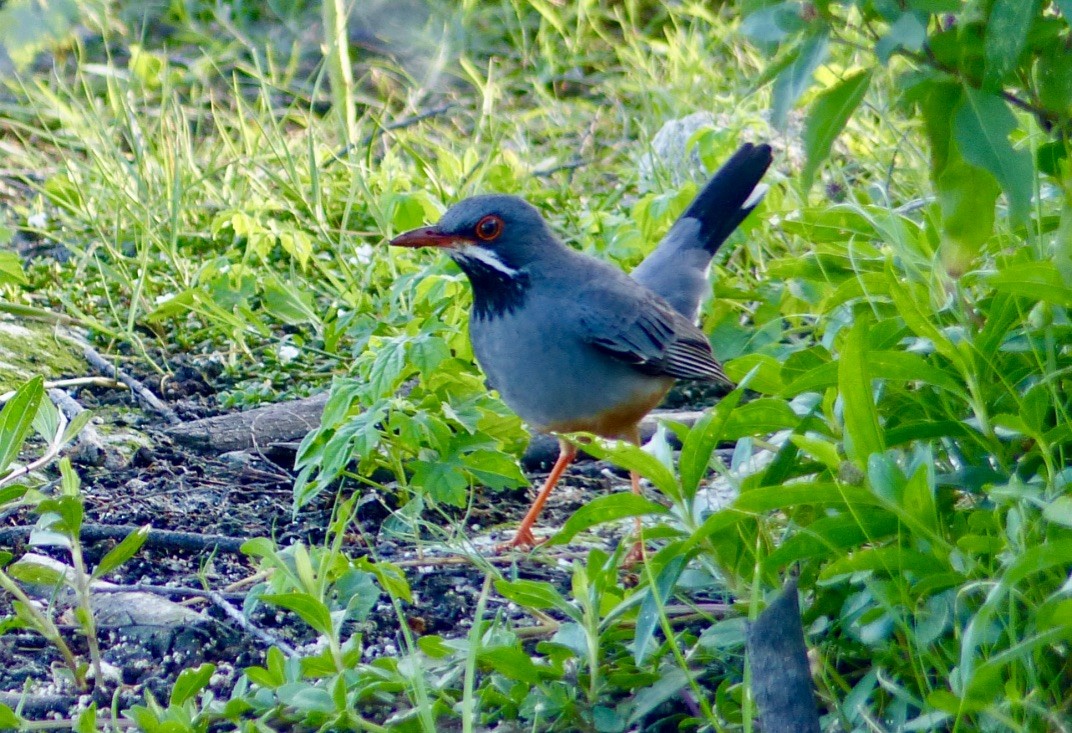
<box><xmin>469</xmin><ymin>306</ymin><xmax>672</xmax><ymax>440</ymax></box>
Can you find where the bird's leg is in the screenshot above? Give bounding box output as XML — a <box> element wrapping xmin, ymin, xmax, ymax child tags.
<box><xmin>500</xmin><ymin>439</ymin><xmax>578</xmax><ymax>551</ymax></box>
<box><xmin>623</xmin><ymin>426</ymin><xmax>647</xmax><ymax>566</ymax></box>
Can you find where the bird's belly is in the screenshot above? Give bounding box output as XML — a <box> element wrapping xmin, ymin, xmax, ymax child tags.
<box><xmin>470</xmin><ymin>315</ymin><xmax>673</xmax><ymax>440</ymax></box>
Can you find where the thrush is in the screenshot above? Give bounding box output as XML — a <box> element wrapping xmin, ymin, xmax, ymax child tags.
<box><xmin>391</xmin><ymin>142</ymin><xmax>773</xmax><ymax>555</ymax></box>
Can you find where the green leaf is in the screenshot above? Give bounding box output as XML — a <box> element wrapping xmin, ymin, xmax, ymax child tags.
<box><xmin>679</xmin><ymin>392</ymin><xmax>743</xmax><ymax>501</ymax></box>
<box><xmin>876</xmin><ymin>12</ymin><xmax>927</xmax><ymax>62</ymax></box>
<box><xmin>260</xmin><ymin>592</ymin><xmax>333</xmax><ymax>635</ymax></box>
<box><xmin>771</xmin><ymin>31</ymin><xmax>830</xmax><ymax>129</ymax></box>
<box><xmin>8</xmin><ymin>557</ymin><xmax>66</xmax><ymax>587</ymax></box>
<box><xmin>989</xmin><ymin>262</ymin><xmax>1072</xmax><ymax>306</ymax></box>
<box><xmin>572</xmin><ymin>437</ymin><xmax>678</xmax><ymax>498</ymax></box>
<box><xmin>551</xmin><ymin>493</ymin><xmax>669</xmax><ymax>546</ymax></box>
<box><xmin>411</xmin><ymin>457</ymin><xmax>469</xmax><ymax>507</ymax></box>
<box><xmin>954</xmin><ymin>88</ymin><xmax>1033</xmax><ymax>224</ymax></box>
<box><xmin>984</xmin><ymin>0</ymin><xmax>1041</xmax><ymax>88</ymax></box>
<box><xmin>936</xmin><ymin>160</ymin><xmax>1000</xmax><ymax>260</ymax></box>
<box><xmin>477</xmin><ymin>645</ymin><xmax>548</xmax><ymax>684</ymax></box>
<box><xmin>170</xmin><ymin>663</ymin><xmax>215</xmax><ymax>706</ymax></box>
<box><xmin>495</xmin><ymin>579</ymin><xmax>576</xmax><ymax>617</ymax></box>
<box><xmin>356</xmin><ymin>557</ymin><xmax>412</xmax><ymax>603</ymax></box>
<box><xmin>802</xmin><ymin>70</ymin><xmax>872</xmax><ymax>191</ymax></box>
<box><xmin>765</xmin><ymin>509</ymin><xmax>899</xmax><ymax>569</ymax></box>
<box><xmin>0</xmin><ymin>376</ymin><xmax>44</xmax><ymax>475</ymax></box>
<box><xmin>74</xmin><ymin>703</ymin><xmax>96</xmax><ymax>733</ymax></box>
<box><xmin>838</xmin><ymin>320</ymin><xmax>884</xmax><ymax>463</ymax></box>
<box><xmin>462</xmin><ymin>449</ymin><xmax>527</xmax><ymax>490</ymax></box>
<box><xmin>0</xmin><ymin>252</ymin><xmax>27</xmax><ymax>286</ymax></box>
<box><xmin>93</xmin><ymin>524</ymin><xmax>150</xmax><ymax>579</ymax></box>
<box><xmin>1042</xmin><ymin>496</ymin><xmax>1072</xmax><ymax>528</ymax></box>
<box><xmin>0</xmin><ymin>703</ymin><xmax>21</xmax><ymax>728</ymax></box>
<box><xmin>635</xmin><ymin>555</ymin><xmax>685</xmax><ymax>664</ymax></box>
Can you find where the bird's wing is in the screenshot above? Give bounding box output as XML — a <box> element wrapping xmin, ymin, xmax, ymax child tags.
<box><xmin>576</xmin><ymin>278</ymin><xmax>732</xmax><ymax>384</ymax></box>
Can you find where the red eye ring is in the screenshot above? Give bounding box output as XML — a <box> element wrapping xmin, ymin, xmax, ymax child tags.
<box><xmin>475</xmin><ymin>214</ymin><xmax>503</xmax><ymax>241</ymax></box>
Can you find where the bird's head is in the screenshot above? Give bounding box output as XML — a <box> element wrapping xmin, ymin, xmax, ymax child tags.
<box><xmin>389</xmin><ymin>194</ymin><xmax>558</xmax><ymax>279</ymax></box>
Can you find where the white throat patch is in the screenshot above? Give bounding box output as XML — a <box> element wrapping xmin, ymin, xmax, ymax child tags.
<box><xmin>456</xmin><ymin>244</ymin><xmax>519</xmax><ymax>277</ymax></box>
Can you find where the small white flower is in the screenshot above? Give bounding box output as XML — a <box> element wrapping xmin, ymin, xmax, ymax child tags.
<box><xmin>27</xmin><ymin>212</ymin><xmax>47</xmax><ymax>228</ymax></box>
<box><xmin>278</xmin><ymin>344</ymin><xmax>300</xmax><ymax>363</ymax></box>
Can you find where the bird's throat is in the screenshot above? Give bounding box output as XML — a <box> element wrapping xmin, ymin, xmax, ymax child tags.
<box><xmin>451</xmin><ymin>251</ymin><xmax>530</xmax><ymax>320</ymax></box>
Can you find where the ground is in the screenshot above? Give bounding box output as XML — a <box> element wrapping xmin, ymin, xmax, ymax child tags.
<box><xmin>0</xmin><ymin>357</ymin><xmax>723</xmax><ymax>721</ymax></box>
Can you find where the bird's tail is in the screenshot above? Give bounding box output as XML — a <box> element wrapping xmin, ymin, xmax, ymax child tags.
<box><xmin>681</xmin><ymin>142</ymin><xmax>773</xmax><ymax>255</ymax></box>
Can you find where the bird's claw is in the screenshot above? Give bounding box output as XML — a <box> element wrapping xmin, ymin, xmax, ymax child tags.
<box><xmin>496</xmin><ymin>527</ymin><xmax>548</xmax><ymax>553</ymax></box>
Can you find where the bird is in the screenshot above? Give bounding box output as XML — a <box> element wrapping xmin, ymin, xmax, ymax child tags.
<box><xmin>390</xmin><ymin>142</ymin><xmax>773</xmax><ymax>557</ymax></box>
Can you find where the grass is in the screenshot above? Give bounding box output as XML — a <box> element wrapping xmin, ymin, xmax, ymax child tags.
<box><xmin>1</xmin><ymin>0</ymin><xmax>1071</xmax><ymax>730</ymax></box>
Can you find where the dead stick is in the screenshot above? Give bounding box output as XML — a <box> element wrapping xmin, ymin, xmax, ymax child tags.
<box><xmin>208</xmin><ymin>590</ymin><xmax>299</xmax><ymax>657</ymax></box>
<box><xmin>89</xmin><ymin>583</ymin><xmax>246</xmax><ymax>602</ymax></box>
<box><xmin>0</xmin><ymin>524</ymin><xmax>247</xmax><ymax>554</ymax></box>
<box><xmin>76</xmin><ymin>341</ymin><xmax>180</xmax><ymax>425</ymax></box>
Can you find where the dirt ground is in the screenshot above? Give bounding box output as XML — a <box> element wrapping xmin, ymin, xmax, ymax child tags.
<box><xmin>0</xmin><ymin>359</ymin><xmax>725</xmax><ymax>721</ymax></box>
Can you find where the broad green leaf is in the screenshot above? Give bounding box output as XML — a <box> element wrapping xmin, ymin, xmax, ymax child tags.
<box><xmin>679</xmin><ymin>391</ymin><xmax>743</xmax><ymax>501</ymax></box>
<box><xmin>771</xmin><ymin>31</ymin><xmax>830</xmax><ymax>129</ymax></box>
<box><xmin>741</xmin><ymin>3</ymin><xmax>806</xmax><ymax>44</ymax></box>
<box><xmin>721</xmin><ymin>398</ymin><xmax>801</xmax><ymax>439</ymax></box>
<box><xmin>802</xmin><ymin>71</ymin><xmax>872</xmax><ymax>191</ymax></box>
<box><xmin>984</xmin><ymin>0</ymin><xmax>1041</xmax><ymax>88</ymax></box>
<box><xmin>935</xmin><ymin>159</ymin><xmax>1000</xmax><ymax>263</ymax></box>
<box><xmin>571</xmin><ymin>437</ymin><xmax>677</xmax><ymax>498</ymax></box>
<box><xmin>685</xmin><ymin>482</ymin><xmax>882</xmax><ymax>550</ymax></box>
<box><xmin>876</xmin><ymin>12</ymin><xmax>927</xmax><ymax>62</ymax></box>
<box><xmin>954</xmin><ymin>88</ymin><xmax>1033</xmax><ymax>224</ymax></box>
<box><xmin>93</xmin><ymin>524</ymin><xmax>150</xmax><ymax>579</ymax></box>
<box><xmin>989</xmin><ymin>262</ymin><xmax>1072</xmax><ymax>306</ymax></box>
<box><xmin>495</xmin><ymin>579</ymin><xmax>576</xmax><ymax>617</ymax></box>
<box><xmin>8</xmin><ymin>557</ymin><xmax>66</xmax><ymax>587</ymax></box>
<box><xmin>0</xmin><ymin>252</ymin><xmax>27</xmax><ymax>286</ymax></box>
<box><xmin>1042</xmin><ymin>496</ymin><xmax>1072</xmax><ymax>528</ymax></box>
<box><xmin>765</xmin><ymin>510</ymin><xmax>899</xmax><ymax>569</ymax></box>
<box><xmin>838</xmin><ymin>320</ymin><xmax>884</xmax><ymax>463</ymax></box>
<box><xmin>551</xmin><ymin>493</ymin><xmax>669</xmax><ymax>546</ymax></box>
<box><xmin>170</xmin><ymin>663</ymin><xmax>215</xmax><ymax>706</ymax></box>
<box><xmin>0</xmin><ymin>703</ymin><xmax>21</xmax><ymax>728</ymax></box>
<box><xmin>477</xmin><ymin>646</ymin><xmax>549</xmax><ymax>684</ymax></box>
<box><xmin>356</xmin><ymin>557</ymin><xmax>412</xmax><ymax>603</ymax></box>
<box><xmin>74</xmin><ymin>703</ymin><xmax>96</xmax><ymax>733</ymax></box>
<box><xmin>462</xmin><ymin>449</ymin><xmax>527</xmax><ymax>490</ymax></box>
<box><xmin>260</xmin><ymin>592</ymin><xmax>333</xmax><ymax>635</ymax></box>
<box><xmin>634</xmin><ymin>555</ymin><xmax>685</xmax><ymax>664</ymax></box>
<box><xmin>411</xmin><ymin>457</ymin><xmax>468</xmax><ymax>506</ymax></box>
<box><xmin>819</xmin><ymin>545</ymin><xmax>950</xmax><ymax>581</ymax></box>
<box><xmin>0</xmin><ymin>376</ymin><xmax>44</xmax><ymax>475</ymax></box>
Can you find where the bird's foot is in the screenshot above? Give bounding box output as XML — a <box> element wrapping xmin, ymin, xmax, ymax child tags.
<box><xmin>622</xmin><ymin>541</ymin><xmax>647</xmax><ymax>568</ymax></box>
<box><xmin>496</xmin><ymin>526</ymin><xmax>548</xmax><ymax>553</ymax></box>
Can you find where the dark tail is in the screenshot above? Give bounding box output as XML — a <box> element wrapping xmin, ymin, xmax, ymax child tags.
<box><xmin>680</xmin><ymin>142</ymin><xmax>773</xmax><ymax>254</ymax></box>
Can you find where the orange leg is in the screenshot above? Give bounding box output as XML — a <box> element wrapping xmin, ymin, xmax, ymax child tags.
<box><xmin>623</xmin><ymin>469</ymin><xmax>647</xmax><ymax>566</ymax></box>
<box><xmin>500</xmin><ymin>439</ymin><xmax>579</xmax><ymax>551</ymax></box>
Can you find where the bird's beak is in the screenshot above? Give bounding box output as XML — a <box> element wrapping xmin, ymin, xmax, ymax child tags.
<box><xmin>389</xmin><ymin>226</ymin><xmax>468</xmax><ymax>250</ymax></box>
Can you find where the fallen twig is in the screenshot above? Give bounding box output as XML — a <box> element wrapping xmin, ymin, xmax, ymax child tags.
<box><xmin>47</xmin><ymin>388</ymin><xmax>108</xmax><ymax>467</ymax></box>
<box><xmin>74</xmin><ymin>340</ymin><xmax>180</xmax><ymax>425</ymax></box>
<box><xmin>0</xmin><ymin>407</ymin><xmax>67</xmax><ymax>489</ymax></box>
<box><xmin>0</xmin><ymin>524</ymin><xmax>248</xmax><ymax>554</ymax></box>
<box><xmin>89</xmin><ymin>582</ymin><xmax>245</xmax><ymax>602</ymax></box>
<box><xmin>513</xmin><ymin>602</ymin><xmax>732</xmax><ymax>639</ymax></box>
<box><xmin>208</xmin><ymin>590</ymin><xmax>299</xmax><ymax>657</ymax></box>
<box><xmin>0</xmin><ymin>377</ymin><xmax>123</xmax><ymax>404</ymax></box>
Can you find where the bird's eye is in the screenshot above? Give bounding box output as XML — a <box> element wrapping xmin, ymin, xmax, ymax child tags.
<box><xmin>475</xmin><ymin>215</ymin><xmax>503</xmax><ymax>241</ymax></box>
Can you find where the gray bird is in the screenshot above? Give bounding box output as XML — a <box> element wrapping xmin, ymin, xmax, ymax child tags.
<box><xmin>391</xmin><ymin>142</ymin><xmax>773</xmax><ymax>555</ymax></box>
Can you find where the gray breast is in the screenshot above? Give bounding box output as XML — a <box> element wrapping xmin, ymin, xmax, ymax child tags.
<box><xmin>469</xmin><ymin>290</ymin><xmax>663</xmax><ymax>434</ymax></box>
